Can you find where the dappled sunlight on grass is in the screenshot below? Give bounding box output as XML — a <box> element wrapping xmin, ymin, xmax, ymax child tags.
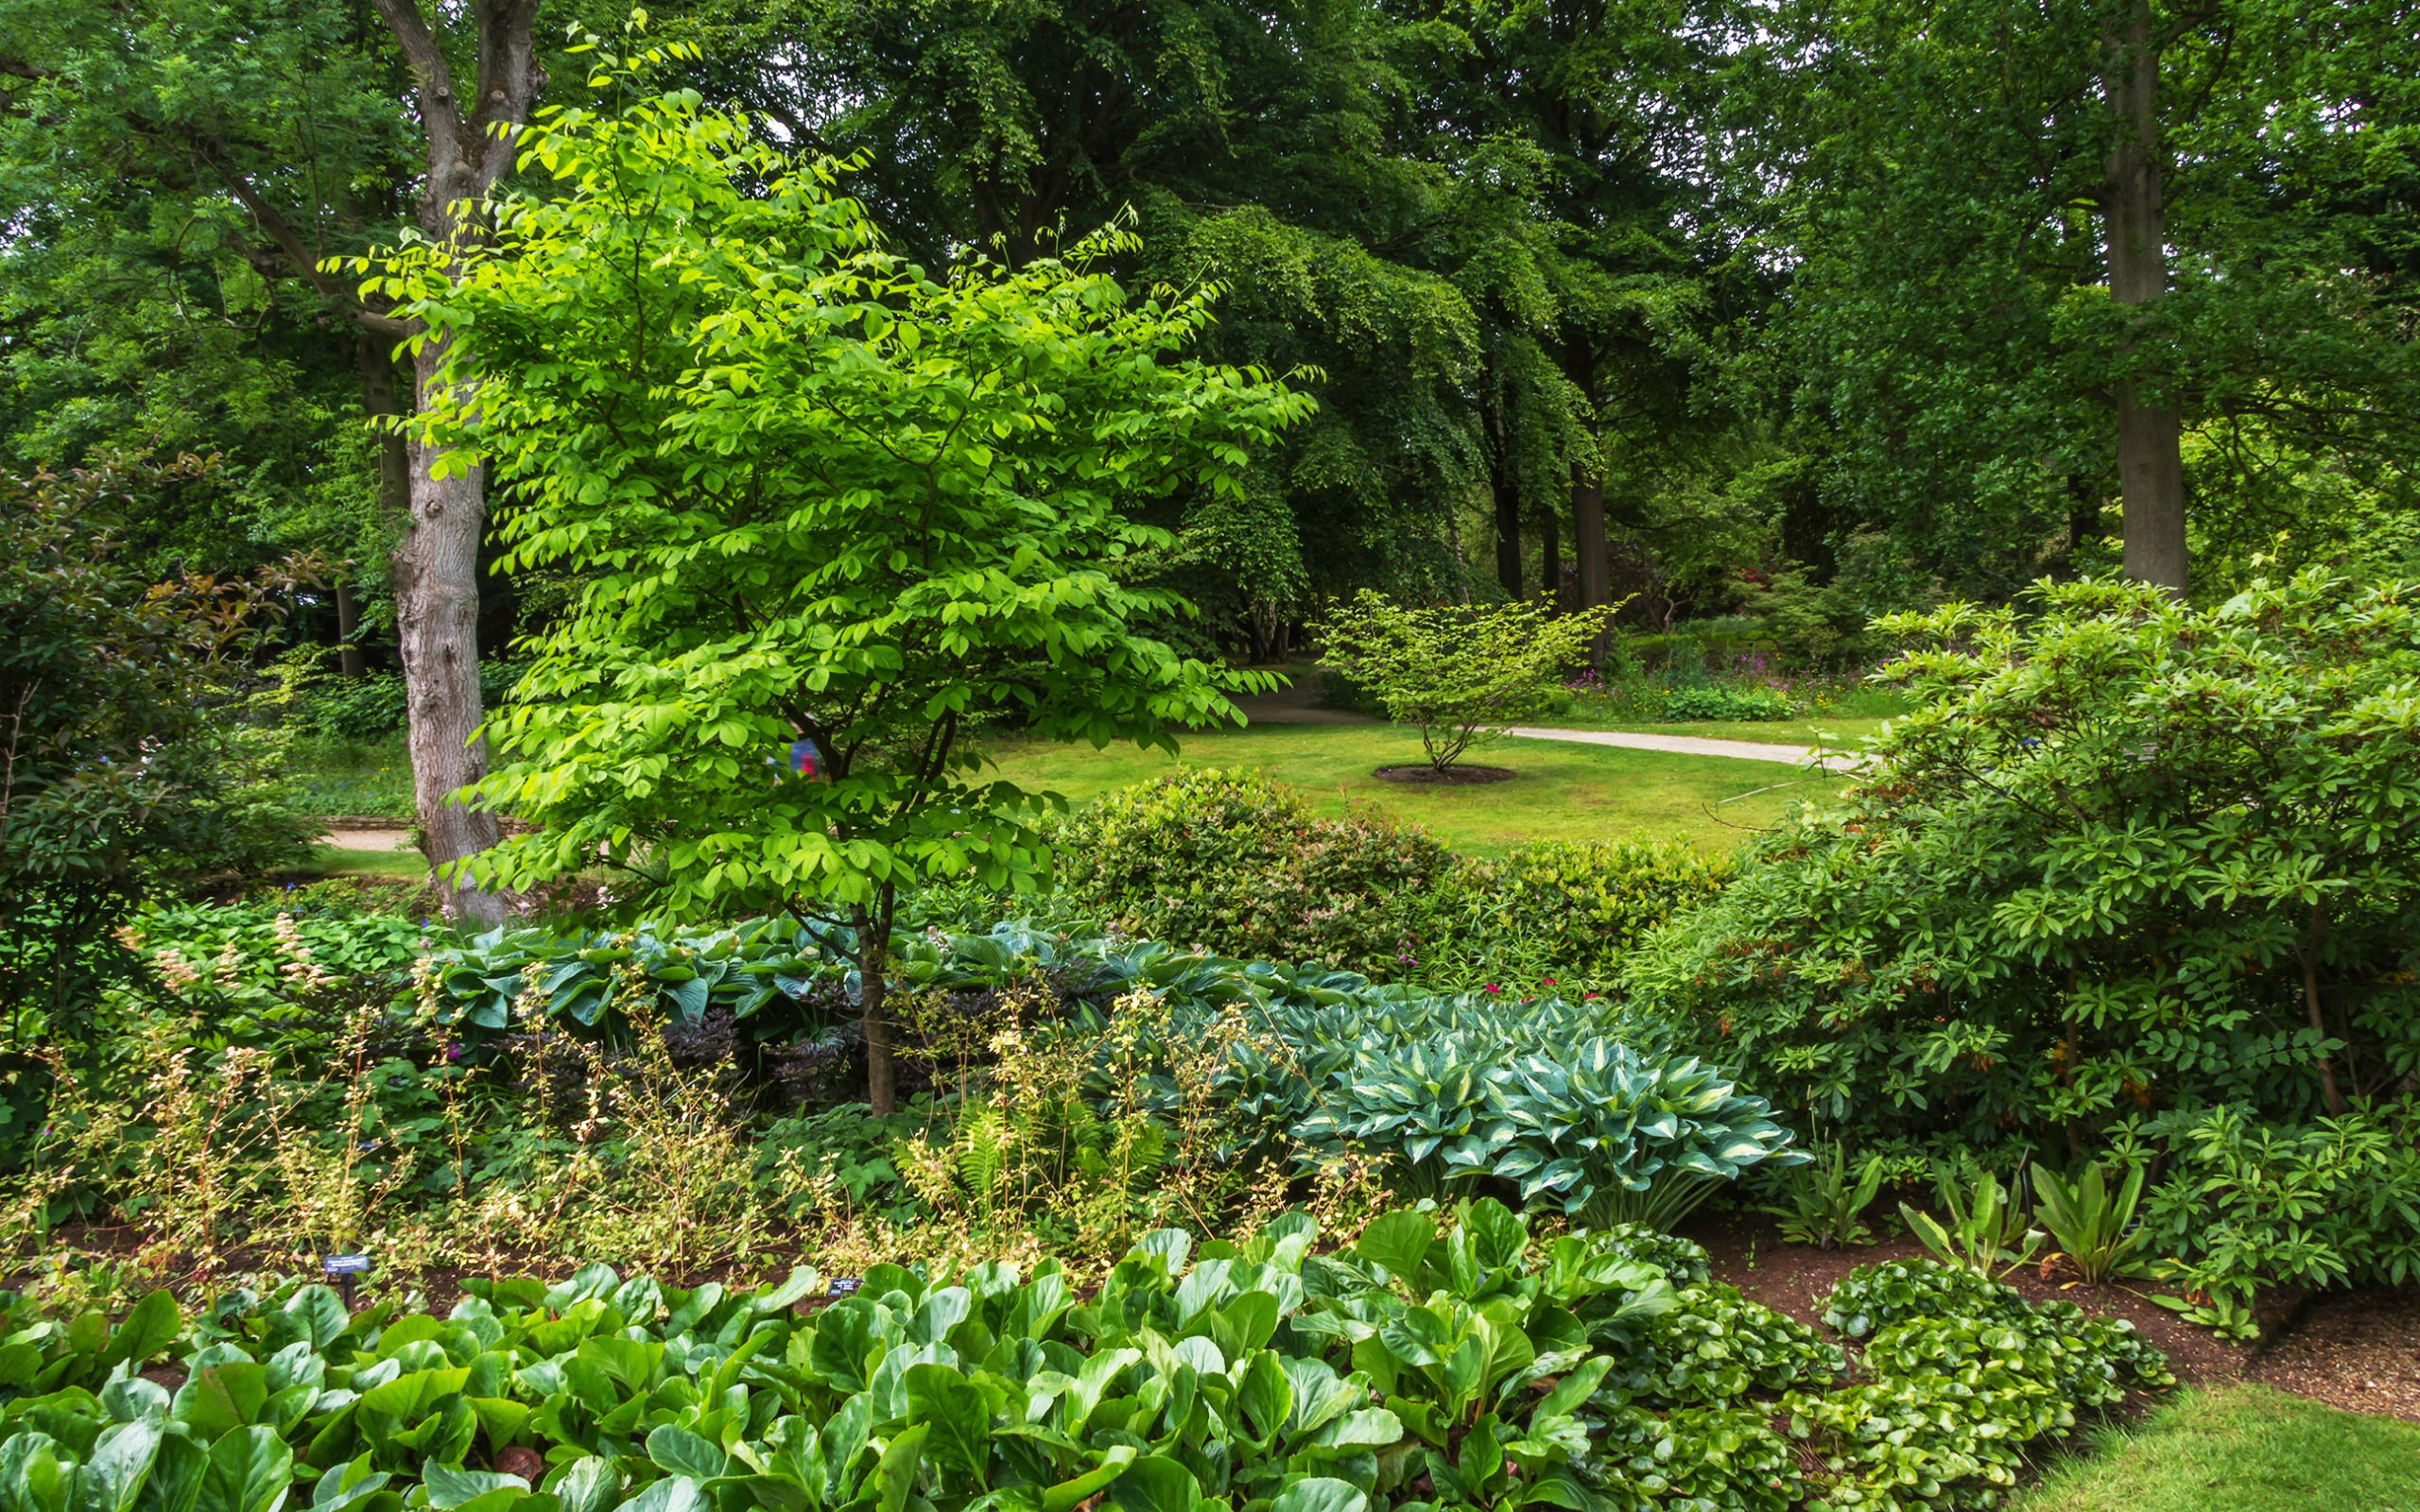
<box><xmin>977</xmin><ymin>723</ymin><xmax>1845</xmax><ymax>855</ymax></box>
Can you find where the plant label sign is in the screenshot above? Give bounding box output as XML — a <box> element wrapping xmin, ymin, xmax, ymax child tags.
<box><xmin>322</xmin><ymin>1254</ymin><xmax>372</xmax><ymax>1276</ymax></box>
<box><xmin>825</xmin><ymin>1278</ymin><xmax>861</xmax><ymax>1298</ymax></box>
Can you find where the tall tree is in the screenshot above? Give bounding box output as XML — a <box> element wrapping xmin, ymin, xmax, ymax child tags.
<box><xmin>0</xmin><ymin>0</ymin><xmax>560</xmax><ymax>922</ymax></box>
<box><xmin>1753</xmin><ymin>0</ymin><xmax>2420</xmax><ymax>600</ymax></box>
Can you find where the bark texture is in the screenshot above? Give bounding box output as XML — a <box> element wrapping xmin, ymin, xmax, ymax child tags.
<box><xmin>2102</xmin><ymin>0</ymin><xmax>2187</xmax><ymax>594</ymax></box>
<box><xmin>1570</xmin><ymin>465</ymin><xmax>1610</xmax><ymax>658</ymax></box>
<box><xmin>367</xmin><ymin>0</ymin><xmax>546</xmax><ymax>925</ymax></box>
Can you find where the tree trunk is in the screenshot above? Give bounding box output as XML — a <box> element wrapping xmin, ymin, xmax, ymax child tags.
<box><xmin>396</xmin><ymin>330</ymin><xmax>504</xmax><ymax>925</ymax></box>
<box><xmin>2102</xmin><ymin>0</ymin><xmax>2186</xmax><ymax>594</ymax></box>
<box><xmin>852</xmin><ymin>898</ymin><xmax>897</xmax><ymax>1114</ymax></box>
<box><xmin>1571</xmin><ymin>464</ymin><xmax>1609</xmax><ymax>658</ymax></box>
<box><xmin>1540</xmin><ymin>506</ymin><xmax>1562</xmax><ymax>610</ymax></box>
<box><xmin>1491</xmin><ymin>418</ymin><xmax>1523</xmax><ymax>599</ymax></box>
<box><xmin>366</xmin><ymin>0</ymin><xmax>544</xmax><ymax>926</ymax></box>
<box><xmin>2302</xmin><ymin>904</ymin><xmax>2345</xmax><ymax>1117</ymax></box>
<box><xmin>335</xmin><ymin>583</ymin><xmax>366</xmax><ymax>678</ymax></box>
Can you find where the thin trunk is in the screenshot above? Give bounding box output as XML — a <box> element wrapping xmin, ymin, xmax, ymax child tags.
<box><xmin>1540</xmin><ymin>506</ymin><xmax>1562</xmax><ymax>610</ymax></box>
<box><xmin>2102</xmin><ymin>0</ymin><xmax>2186</xmax><ymax>594</ymax></box>
<box><xmin>2302</xmin><ymin>903</ymin><xmax>2345</xmax><ymax>1117</ymax></box>
<box><xmin>1571</xmin><ymin>465</ymin><xmax>1609</xmax><ymax>658</ymax></box>
<box><xmin>1490</xmin><ymin>410</ymin><xmax>1523</xmax><ymax>599</ymax></box>
<box><xmin>335</xmin><ymin>583</ymin><xmax>366</xmax><ymax>678</ymax></box>
<box><xmin>354</xmin><ymin>335</ymin><xmax>412</xmax><ymax>679</ymax></box>
<box><xmin>396</xmin><ymin>329</ymin><xmax>504</xmax><ymax>924</ymax></box>
<box><xmin>853</xmin><ymin>894</ymin><xmax>897</xmax><ymax>1114</ymax></box>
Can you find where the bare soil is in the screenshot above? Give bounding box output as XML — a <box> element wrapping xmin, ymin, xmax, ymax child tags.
<box><xmin>1373</xmin><ymin>764</ymin><xmax>1516</xmax><ymax>785</ymax></box>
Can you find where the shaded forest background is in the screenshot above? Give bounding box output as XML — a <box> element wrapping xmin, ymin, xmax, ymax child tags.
<box><xmin>3</xmin><ymin>0</ymin><xmax>2414</xmax><ymax>673</ymax></box>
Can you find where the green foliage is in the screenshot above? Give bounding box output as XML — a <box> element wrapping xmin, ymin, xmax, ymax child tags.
<box><xmin>363</xmin><ymin>82</ymin><xmax>1309</xmax><ymax>1033</ymax></box>
<box><xmin>1790</xmin><ymin>1262</ymin><xmax>2174</xmax><ymax>1511</ymax></box>
<box><xmin>1049</xmin><ymin>770</ymin><xmax>1450</xmax><ymax>975</ymax></box>
<box><xmin>1609</xmin><ymin>1285</ymin><xmax>1844</xmax><ymax>1407</ymax></box>
<box><xmin>1658</xmin><ymin>687</ymin><xmax>1797</xmax><ymax>723</ymax></box>
<box><xmin>1763</xmin><ymin>1143</ymin><xmax>1886</xmax><ymax>1249</ymax></box>
<box><xmin>754</xmin><ymin>1107</ymin><xmax>927</xmax><ymax>1223</ymax></box>
<box><xmin>1300</xmin><ymin>1035</ymin><xmax>1805</xmax><ymax>1229</ymax></box>
<box><xmin>1315</xmin><ymin>593</ymin><xmax>1616</xmax><ymax>771</ymax></box>
<box><xmin>1625</xmin><ymin>575</ymin><xmax>2420</xmax><ymax>1146</ymax></box>
<box><xmin>1821</xmin><ymin>1261</ymin><xmax>2028</xmax><ymax>1341</ymax></box>
<box><xmin>1899</xmin><ymin>1165</ymin><xmax>2043</xmax><ymax>1280</ymax></box>
<box><xmin>1754</xmin><ymin>0</ymin><xmax>2420</xmax><ymax>600</ymax></box>
<box><xmin>1417</xmin><ymin>840</ymin><xmax>1731</xmax><ymax>988</ymax></box>
<box><xmin>0</xmin><ymin>455</ymin><xmax>317</xmax><ymax>1055</ymax></box>
<box><xmin>2029</xmin><ymin>1163</ymin><xmax>2148</xmax><ymax>1285</ymax></box>
<box><xmin>1596</xmin><ymin>1402</ymin><xmax>1802</xmax><ymax>1512</ymax></box>
<box><xmin>2127</xmin><ymin>1104</ymin><xmax>2420</xmax><ymax>1333</ymax></box>
<box><xmin>1055</xmin><ymin>771</ymin><xmax>1727</xmax><ymax>986</ymax></box>
<box><xmin>296</xmin><ymin>674</ymin><xmax>409</xmax><ymax>743</ymax></box>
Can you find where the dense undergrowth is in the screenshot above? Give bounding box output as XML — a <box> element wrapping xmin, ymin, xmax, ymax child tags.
<box><xmin>0</xmin><ymin>1202</ymin><xmax>2170</xmax><ymax>1512</ymax></box>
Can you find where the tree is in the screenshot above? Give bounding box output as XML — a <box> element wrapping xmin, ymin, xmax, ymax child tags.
<box><xmin>0</xmin><ymin>454</ymin><xmax>317</xmax><ymax>1056</ymax></box>
<box><xmin>1751</xmin><ymin>0</ymin><xmax>2420</xmax><ymax>600</ymax></box>
<box><xmin>0</xmin><ymin>0</ymin><xmax>562</xmax><ymax>925</ymax></box>
<box><xmin>1317</xmin><ymin>590</ymin><xmax>1615</xmax><ymax>770</ymax></box>
<box><xmin>369</xmin><ymin>82</ymin><xmax>1313</xmax><ymax>1111</ymax></box>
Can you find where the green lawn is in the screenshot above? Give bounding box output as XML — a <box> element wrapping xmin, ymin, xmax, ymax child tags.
<box><xmin>2014</xmin><ymin>1385</ymin><xmax>2420</xmax><ymax>1512</ymax></box>
<box><xmin>303</xmin><ymin>842</ymin><xmax>428</xmax><ymax>879</ymax></box>
<box><xmin>978</xmin><ymin>723</ymin><xmax>1847</xmax><ymax>855</ymax></box>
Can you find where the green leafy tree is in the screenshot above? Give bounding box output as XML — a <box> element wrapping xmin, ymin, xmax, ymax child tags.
<box><xmin>1749</xmin><ymin>0</ymin><xmax>2420</xmax><ymax>598</ymax></box>
<box><xmin>1626</xmin><ymin>574</ymin><xmax>2420</xmax><ymax>1149</ymax></box>
<box><xmin>0</xmin><ymin>454</ymin><xmax>317</xmax><ymax>1059</ymax></box>
<box><xmin>1318</xmin><ymin>590</ymin><xmax>1615</xmax><ymax>769</ymax></box>
<box><xmin>368</xmin><ymin>83</ymin><xmax>1313</xmax><ymax>1110</ymax></box>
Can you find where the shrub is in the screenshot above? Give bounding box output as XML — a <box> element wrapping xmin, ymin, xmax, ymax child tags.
<box><xmin>1316</xmin><ymin>590</ymin><xmax>1615</xmax><ymax>769</ymax></box>
<box><xmin>1056</xmin><ymin>773</ymin><xmax>1729</xmax><ymax>987</ymax></box>
<box><xmin>0</xmin><ymin>455</ymin><xmax>317</xmax><ymax>1062</ymax></box>
<box><xmin>1624</xmin><ymin>574</ymin><xmax>2420</xmax><ymax>1149</ymax></box>
<box><xmin>2127</xmin><ymin>1102</ymin><xmax>2420</xmax><ymax>1329</ymax></box>
<box><xmin>1416</xmin><ymin>839</ymin><xmax>1730</xmax><ymax>987</ymax></box>
<box><xmin>1660</xmin><ymin>685</ymin><xmax>1797</xmax><ymax>721</ymax></box>
<box><xmin>1051</xmin><ymin>769</ymin><xmax>1450</xmax><ymax>972</ymax></box>
<box><xmin>299</xmin><ymin>670</ymin><xmax>410</xmax><ymax>739</ymax></box>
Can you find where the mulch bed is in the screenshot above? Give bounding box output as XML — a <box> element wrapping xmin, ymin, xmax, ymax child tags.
<box><xmin>1685</xmin><ymin>1213</ymin><xmax>2420</xmax><ymax>1423</ymax></box>
<box><xmin>1373</xmin><ymin>764</ymin><xmax>1516</xmax><ymax>785</ymax></box>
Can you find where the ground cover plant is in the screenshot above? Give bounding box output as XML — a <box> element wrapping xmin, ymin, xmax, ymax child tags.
<box><xmin>0</xmin><ymin>1203</ymin><xmax>2170</xmax><ymax>1512</ymax></box>
<box><xmin>14</xmin><ymin>897</ymin><xmax>1807</xmax><ymax>1282</ymax></box>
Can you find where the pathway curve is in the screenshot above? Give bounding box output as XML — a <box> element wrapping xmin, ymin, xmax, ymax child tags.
<box><xmin>1497</xmin><ymin>725</ymin><xmax>1864</xmax><ymax>772</ymax></box>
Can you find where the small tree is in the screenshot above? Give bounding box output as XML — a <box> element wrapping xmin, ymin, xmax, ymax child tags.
<box><xmin>1317</xmin><ymin>591</ymin><xmax>1617</xmax><ymax>770</ymax></box>
<box><xmin>368</xmin><ymin>79</ymin><xmax>1312</xmax><ymax>1112</ymax></box>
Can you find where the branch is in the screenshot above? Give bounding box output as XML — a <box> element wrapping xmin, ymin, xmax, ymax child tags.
<box><xmin>369</xmin><ymin>0</ymin><xmax>464</xmax><ymax>163</ymax></box>
<box><xmin>211</xmin><ymin>163</ymin><xmax>414</xmax><ymax>336</ymax></box>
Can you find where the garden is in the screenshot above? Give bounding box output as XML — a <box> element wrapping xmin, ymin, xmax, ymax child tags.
<box><xmin>7</xmin><ymin>13</ymin><xmax>2420</xmax><ymax>1512</ymax></box>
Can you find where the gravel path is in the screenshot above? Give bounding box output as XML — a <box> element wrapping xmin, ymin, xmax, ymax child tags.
<box><xmin>1498</xmin><ymin>725</ymin><xmax>1864</xmax><ymax>771</ymax></box>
